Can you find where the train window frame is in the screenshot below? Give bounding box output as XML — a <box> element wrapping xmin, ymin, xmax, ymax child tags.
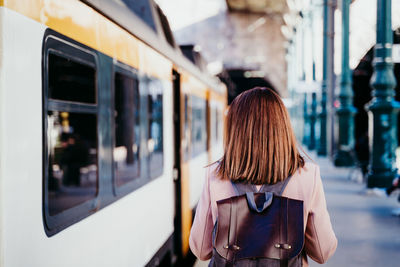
<box><xmin>112</xmin><ymin>62</ymin><xmax>151</xmax><ymax>196</ymax></box>
<box><xmin>42</xmin><ymin>30</ymin><xmax>100</xmax><ymax>236</ymax></box>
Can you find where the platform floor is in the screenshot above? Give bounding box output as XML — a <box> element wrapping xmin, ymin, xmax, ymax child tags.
<box><xmin>194</xmin><ymin>151</ymin><xmax>400</xmax><ymax>267</ymax></box>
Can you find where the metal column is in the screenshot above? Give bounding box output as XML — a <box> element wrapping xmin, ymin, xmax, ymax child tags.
<box><xmin>334</xmin><ymin>0</ymin><xmax>357</xmax><ymax>166</ymax></box>
<box><xmin>366</xmin><ymin>0</ymin><xmax>400</xmax><ymax>188</ymax></box>
<box><xmin>303</xmin><ymin>93</ymin><xmax>310</xmax><ymax>146</ymax></box>
<box><xmin>309</xmin><ymin>92</ymin><xmax>318</xmax><ymax>150</ymax></box>
<box><xmin>318</xmin><ymin>0</ymin><xmax>331</xmax><ymax>156</ymax></box>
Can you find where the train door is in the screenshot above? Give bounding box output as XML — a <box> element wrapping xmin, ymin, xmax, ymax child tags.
<box><xmin>172</xmin><ymin>69</ymin><xmax>184</xmax><ymax>264</ymax></box>
<box><xmin>172</xmin><ymin>70</ymin><xmax>197</xmax><ymax>265</ymax></box>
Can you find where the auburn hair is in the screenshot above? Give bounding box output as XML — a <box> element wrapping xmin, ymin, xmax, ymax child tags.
<box><xmin>216</xmin><ymin>87</ymin><xmax>304</xmax><ymax>184</ymax></box>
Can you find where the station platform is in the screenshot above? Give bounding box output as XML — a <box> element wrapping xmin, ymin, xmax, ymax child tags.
<box><xmin>194</xmin><ymin>151</ymin><xmax>400</xmax><ymax>267</ymax></box>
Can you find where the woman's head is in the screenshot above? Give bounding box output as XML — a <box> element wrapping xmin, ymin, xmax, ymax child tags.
<box><xmin>217</xmin><ymin>87</ymin><xmax>304</xmax><ymax>184</ymax></box>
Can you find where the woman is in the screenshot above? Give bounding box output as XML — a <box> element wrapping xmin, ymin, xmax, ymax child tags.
<box><xmin>189</xmin><ymin>87</ymin><xmax>337</xmax><ymax>266</ymax></box>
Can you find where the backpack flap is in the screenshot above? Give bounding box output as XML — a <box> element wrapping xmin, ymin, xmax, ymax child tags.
<box><xmin>214</xmin><ymin>194</ymin><xmax>304</xmax><ymax>262</ymax></box>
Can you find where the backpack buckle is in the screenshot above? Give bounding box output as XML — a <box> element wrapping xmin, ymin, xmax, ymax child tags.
<box><xmin>223</xmin><ymin>244</ymin><xmax>241</xmax><ymax>250</ymax></box>
<box><xmin>275</xmin><ymin>243</ymin><xmax>292</xmax><ymax>250</ymax></box>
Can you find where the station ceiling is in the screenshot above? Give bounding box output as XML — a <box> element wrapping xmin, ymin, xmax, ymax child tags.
<box><xmin>169</xmin><ymin>0</ymin><xmax>290</xmax><ymax>96</ymax></box>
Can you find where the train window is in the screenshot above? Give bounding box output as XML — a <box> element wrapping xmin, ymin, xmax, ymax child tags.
<box><xmin>210</xmin><ymin>106</ymin><xmax>217</xmax><ymax>144</ymax></box>
<box><xmin>183</xmin><ymin>94</ymin><xmax>190</xmax><ymax>161</ymax></box>
<box><xmin>121</xmin><ymin>0</ymin><xmax>157</xmax><ymax>32</ymax></box>
<box><xmin>156</xmin><ymin>5</ymin><xmax>176</xmax><ymax>47</ymax></box>
<box><xmin>43</xmin><ymin>32</ymin><xmax>99</xmax><ymax>235</ymax></box>
<box><xmin>48</xmin><ymin>53</ymin><xmax>96</xmax><ymax>104</ymax></box>
<box><xmin>215</xmin><ymin>108</ymin><xmax>220</xmax><ymax>142</ymax></box>
<box><xmin>148</xmin><ymin>80</ymin><xmax>164</xmax><ymax>178</ymax></box>
<box><xmin>47</xmin><ymin>111</ymin><xmax>98</xmax><ymax>216</ymax></box>
<box><xmin>114</xmin><ymin>72</ymin><xmax>141</xmax><ymax>186</ymax></box>
<box><xmin>191</xmin><ymin>96</ymin><xmax>207</xmax><ymax>157</ymax></box>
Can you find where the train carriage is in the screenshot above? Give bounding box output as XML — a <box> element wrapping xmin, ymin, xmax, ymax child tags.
<box><xmin>0</xmin><ymin>0</ymin><xmax>226</xmax><ymax>266</ymax></box>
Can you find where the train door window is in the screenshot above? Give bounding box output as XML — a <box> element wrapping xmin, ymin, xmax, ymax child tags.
<box><xmin>147</xmin><ymin>79</ymin><xmax>164</xmax><ymax>178</ymax></box>
<box><xmin>210</xmin><ymin>106</ymin><xmax>217</xmax><ymax>144</ymax></box>
<box><xmin>43</xmin><ymin>33</ymin><xmax>98</xmax><ymax>235</ymax></box>
<box><xmin>218</xmin><ymin>107</ymin><xmax>223</xmax><ymax>141</ymax></box>
<box><xmin>183</xmin><ymin>94</ymin><xmax>190</xmax><ymax>161</ymax></box>
<box><xmin>191</xmin><ymin>96</ymin><xmax>207</xmax><ymax>157</ymax></box>
<box><xmin>114</xmin><ymin>72</ymin><xmax>141</xmax><ymax>187</ymax></box>
<box><xmin>215</xmin><ymin>108</ymin><xmax>220</xmax><ymax>142</ymax></box>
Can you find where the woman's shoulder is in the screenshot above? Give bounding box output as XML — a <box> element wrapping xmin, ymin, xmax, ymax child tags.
<box><xmin>282</xmin><ymin>161</ymin><xmax>320</xmax><ymax>202</ymax></box>
<box><xmin>291</xmin><ymin>160</ymin><xmax>320</xmax><ymax>186</ymax></box>
<box><xmin>205</xmin><ymin>161</ymin><xmax>233</xmax><ymax>189</ymax></box>
<box><xmin>207</xmin><ymin>160</ymin><xmax>220</xmax><ymax>169</ymax></box>
<box><xmin>204</xmin><ymin>161</ymin><xmax>237</xmax><ymax>201</ymax></box>
<box><xmin>299</xmin><ymin>160</ymin><xmax>319</xmax><ymax>174</ymax></box>
<box><xmin>205</xmin><ymin>161</ymin><xmax>221</xmax><ymax>180</ymax></box>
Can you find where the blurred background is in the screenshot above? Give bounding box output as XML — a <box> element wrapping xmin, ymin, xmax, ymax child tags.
<box><xmin>157</xmin><ymin>0</ymin><xmax>400</xmax><ymax>160</ymax></box>
<box><xmin>155</xmin><ymin>0</ymin><xmax>400</xmax><ymax>266</ymax></box>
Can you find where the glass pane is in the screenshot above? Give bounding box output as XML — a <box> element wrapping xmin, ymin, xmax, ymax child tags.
<box><xmin>114</xmin><ymin>73</ymin><xmax>140</xmax><ymax>187</ymax></box>
<box><xmin>183</xmin><ymin>94</ymin><xmax>190</xmax><ymax>161</ymax></box>
<box><xmin>48</xmin><ymin>53</ymin><xmax>96</xmax><ymax>103</ymax></box>
<box><xmin>191</xmin><ymin>96</ymin><xmax>207</xmax><ymax>157</ymax></box>
<box><xmin>121</xmin><ymin>0</ymin><xmax>157</xmax><ymax>32</ymax></box>
<box><xmin>47</xmin><ymin>111</ymin><xmax>98</xmax><ymax>216</ymax></box>
<box><xmin>215</xmin><ymin>108</ymin><xmax>220</xmax><ymax>142</ymax></box>
<box><xmin>148</xmin><ymin>80</ymin><xmax>163</xmax><ymax>178</ymax></box>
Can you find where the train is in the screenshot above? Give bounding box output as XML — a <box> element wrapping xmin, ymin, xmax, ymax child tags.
<box><xmin>0</xmin><ymin>0</ymin><xmax>227</xmax><ymax>266</ymax></box>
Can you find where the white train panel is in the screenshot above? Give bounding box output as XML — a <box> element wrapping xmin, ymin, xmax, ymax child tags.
<box><xmin>0</xmin><ymin>8</ymin><xmax>175</xmax><ymax>267</ymax></box>
<box><xmin>188</xmin><ymin>153</ymin><xmax>208</xmax><ymax>209</ymax></box>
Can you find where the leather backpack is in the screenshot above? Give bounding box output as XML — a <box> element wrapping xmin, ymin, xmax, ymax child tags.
<box><xmin>210</xmin><ymin>177</ymin><xmax>304</xmax><ymax>267</ymax></box>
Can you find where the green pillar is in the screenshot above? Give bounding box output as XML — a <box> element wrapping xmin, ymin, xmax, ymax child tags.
<box><xmin>303</xmin><ymin>93</ymin><xmax>310</xmax><ymax>146</ymax></box>
<box><xmin>334</xmin><ymin>0</ymin><xmax>357</xmax><ymax>166</ymax></box>
<box><xmin>366</xmin><ymin>0</ymin><xmax>400</xmax><ymax>188</ymax></box>
<box><xmin>309</xmin><ymin>92</ymin><xmax>317</xmax><ymax>150</ymax></box>
<box><xmin>318</xmin><ymin>0</ymin><xmax>330</xmax><ymax>156</ymax></box>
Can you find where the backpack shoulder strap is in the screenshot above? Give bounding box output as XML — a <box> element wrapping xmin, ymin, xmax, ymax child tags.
<box><xmin>231</xmin><ymin>176</ymin><xmax>292</xmax><ymax>196</ymax></box>
<box><xmin>259</xmin><ymin>176</ymin><xmax>292</xmax><ymax>196</ymax></box>
<box><xmin>231</xmin><ymin>181</ymin><xmax>255</xmax><ymax>195</ymax></box>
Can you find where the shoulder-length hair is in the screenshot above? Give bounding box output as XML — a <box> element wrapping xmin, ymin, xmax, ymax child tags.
<box><xmin>216</xmin><ymin>87</ymin><xmax>304</xmax><ymax>184</ymax></box>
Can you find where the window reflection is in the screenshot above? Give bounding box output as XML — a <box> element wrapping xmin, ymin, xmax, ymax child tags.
<box><xmin>114</xmin><ymin>73</ymin><xmax>141</xmax><ymax>186</ymax></box>
<box><xmin>191</xmin><ymin>96</ymin><xmax>207</xmax><ymax>157</ymax></box>
<box><xmin>47</xmin><ymin>111</ymin><xmax>98</xmax><ymax>216</ymax></box>
<box><xmin>148</xmin><ymin>80</ymin><xmax>163</xmax><ymax>178</ymax></box>
<box><xmin>183</xmin><ymin>94</ymin><xmax>190</xmax><ymax>161</ymax></box>
<box><xmin>48</xmin><ymin>53</ymin><xmax>96</xmax><ymax>104</ymax></box>
<box><xmin>214</xmin><ymin>108</ymin><xmax>222</xmax><ymax>143</ymax></box>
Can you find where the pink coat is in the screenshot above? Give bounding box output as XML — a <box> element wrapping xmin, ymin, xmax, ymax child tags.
<box><xmin>189</xmin><ymin>161</ymin><xmax>337</xmax><ymax>266</ymax></box>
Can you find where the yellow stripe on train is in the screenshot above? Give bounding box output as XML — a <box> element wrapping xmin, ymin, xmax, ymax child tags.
<box><xmin>3</xmin><ymin>0</ymin><xmax>172</xmax><ymax>81</ymax></box>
